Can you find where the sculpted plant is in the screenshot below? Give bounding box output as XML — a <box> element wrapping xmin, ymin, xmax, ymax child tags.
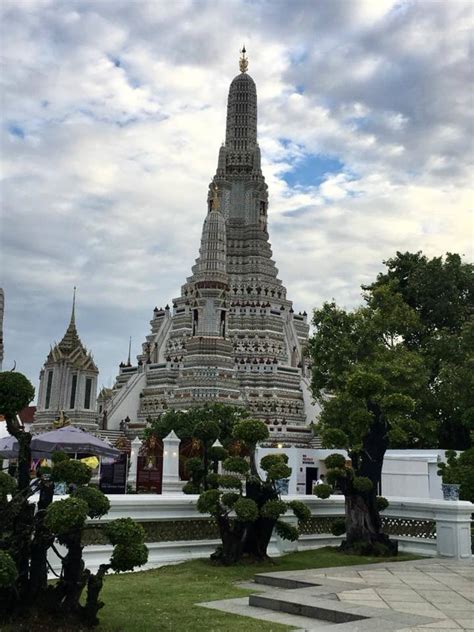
<box><xmin>0</xmin><ymin>371</ymin><xmax>148</xmax><ymax>628</ymax></box>
<box><xmin>196</xmin><ymin>418</ymin><xmax>311</xmax><ymax>564</ymax></box>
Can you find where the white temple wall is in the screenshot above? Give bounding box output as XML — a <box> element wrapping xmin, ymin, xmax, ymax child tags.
<box><xmin>256</xmin><ymin>447</ymin><xmax>448</xmax><ymax>500</ymax></box>
<box><xmin>107</xmin><ymin>372</ymin><xmax>147</xmax><ymax>430</ymax></box>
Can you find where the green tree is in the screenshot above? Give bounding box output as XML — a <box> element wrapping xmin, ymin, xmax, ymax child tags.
<box><xmin>196</xmin><ymin>418</ymin><xmax>311</xmax><ymax>564</ymax></box>
<box><xmin>0</xmin><ymin>372</ymin><xmax>148</xmax><ymax>628</ymax></box>
<box><xmin>366</xmin><ymin>252</ymin><xmax>473</xmax><ymax>449</ymax></box>
<box><xmin>146</xmin><ymin>403</ymin><xmax>248</xmax><ymax>448</ymax></box>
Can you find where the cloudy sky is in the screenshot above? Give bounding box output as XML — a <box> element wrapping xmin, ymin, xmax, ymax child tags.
<box><xmin>1</xmin><ymin>0</ymin><xmax>472</xmax><ymax>394</ymax></box>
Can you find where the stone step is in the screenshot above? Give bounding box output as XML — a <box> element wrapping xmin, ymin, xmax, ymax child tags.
<box><xmin>254</xmin><ymin>574</ymin><xmax>319</xmax><ymax>590</ymax></box>
<box><xmin>248</xmin><ymin>591</ymin><xmax>369</xmax><ymax>624</ymax></box>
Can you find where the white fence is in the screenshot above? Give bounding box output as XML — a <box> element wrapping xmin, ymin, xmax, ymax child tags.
<box><xmin>48</xmin><ymin>494</ymin><xmax>473</xmax><ymax>576</ymax></box>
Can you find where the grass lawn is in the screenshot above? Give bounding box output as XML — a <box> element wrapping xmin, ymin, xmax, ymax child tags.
<box><xmin>96</xmin><ymin>547</ymin><xmax>419</xmax><ymax>631</ymax></box>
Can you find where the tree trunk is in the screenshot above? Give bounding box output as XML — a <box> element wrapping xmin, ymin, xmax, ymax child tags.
<box><xmin>341</xmin><ymin>404</ymin><xmax>397</xmax><ymax>556</ymax></box>
<box><xmin>29</xmin><ymin>480</ymin><xmax>54</xmax><ymax>600</ymax></box>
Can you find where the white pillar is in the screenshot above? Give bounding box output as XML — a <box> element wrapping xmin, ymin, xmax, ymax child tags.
<box><xmin>435</xmin><ymin>500</ymin><xmax>473</xmax><ymax>559</ymax></box>
<box><xmin>162</xmin><ymin>430</ymin><xmax>182</xmax><ymax>494</ymax></box>
<box><xmin>127</xmin><ymin>436</ymin><xmax>142</xmax><ymax>492</ymax></box>
<box><xmin>212</xmin><ymin>438</ymin><xmax>224</xmax><ymax>473</ymax></box>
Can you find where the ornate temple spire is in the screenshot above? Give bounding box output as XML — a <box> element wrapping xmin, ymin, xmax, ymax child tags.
<box><xmin>57</xmin><ymin>287</ymin><xmax>82</xmax><ymax>353</ymax></box>
<box><xmin>225</xmin><ymin>50</ymin><xmax>257</xmax><ymax>152</ymax></box>
<box><xmin>193</xmin><ymin>186</ymin><xmax>227</xmax><ymax>282</ymax></box>
<box><xmin>239</xmin><ymin>45</ymin><xmax>248</xmax><ymax>73</ymax></box>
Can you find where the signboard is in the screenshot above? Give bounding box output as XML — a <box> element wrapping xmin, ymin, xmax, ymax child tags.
<box><xmin>99</xmin><ymin>453</ymin><xmax>128</xmax><ymax>494</ymax></box>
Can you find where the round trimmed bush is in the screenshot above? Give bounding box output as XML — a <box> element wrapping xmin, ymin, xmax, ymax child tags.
<box><xmin>267</xmin><ymin>462</ymin><xmax>292</xmax><ymax>481</ymax></box>
<box><xmin>52</xmin><ymin>459</ymin><xmax>92</xmax><ymax>486</ymax></box>
<box><xmin>197</xmin><ymin>489</ymin><xmax>221</xmax><ymax>514</ymax></box>
<box><xmin>222</xmin><ymin>456</ymin><xmax>249</xmax><ymax>475</ymax></box>
<box><xmin>209</xmin><ymin>446</ymin><xmax>228</xmax><ymax>462</ymax></box>
<box><xmin>326</xmin><ymin>467</ymin><xmax>347</xmax><ymax>486</ymax></box>
<box><xmin>260</xmin><ymin>499</ymin><xmax>287</xmax><ymax>520</ymax></box>
<box><xmin>275</xmin><ymin>520</ymin><xmax>299</xmax><ymax>541</ymax></box>
<box><xmin>353</xmin><ymin>476</ymin><xmax>373</xmax><ymax>493</ymax></box>
<box><xmin>234</xmin><ymin>497</ymin><xmax>258</xmax><ymax>522</ymax></box>
<box><xmin>182</xmin><ymin>481</ymin><xmax>200</xmax><ymax>494</ymax></box>
<box><xmin>376</xmin><ymin>496</ymin><xmax>389</xmax><ymax>512</ymax></box>
<box><xmin>221</xmin><ymin>492</ymin><xmax>239</xmax><ymax>508</ymax></box>
<box><xmin>206</xmin><ymin>472</ymin><xmax>219</xmax><ymax>488</ymax></box>
<box><xmin>217</xmin><ymin>474</ymin><xmax>242</xmax><ymax>489</ymax></box>
<box><xmin>185</xmin><ymin>457</ymin><xmax>204</xmax><ymax>476</ymax></box>
<box><xmin>324</xmin><ymin>453</ymin><xmax>346</xmax><ymax>470</ymax></box>
<box><xmin>0</xmin><ymin>550</ymin><xmax>18</xmax><ymax>588</ymax></box>
<box><xmin>45</xmin><ymin>497</ymin><xmax>88</xmax><ymax>535</ymax></box>
<box><xmin>105</xmin><ymin>518</ymin><xmax>146</xmax><ymax>545</ymax></box>
<box><xmin>233</xmin><ymin>418</ymin><xmax>269</xmax><ymax>445</ymax></box>
<box><xmin>288</xmin><ymin>500</ymin><xmax>311</xmax><ymax>523</ymax></box>
<box><xmin>331</xmin><ymin>517</ymin><xmax>346</xmax><ymax>536</ymax></box>
<box><xmin>73</xmin><ymin>486</ymin><xmax>110</xmax><ymax>519</ymax></box>
<box><xmin>313</xmin><ymin>483</ymin><xmax>332</xmax><ymax>499</ymax></box>
<box><xmin>110</xmin><ymin>542</ymin><xmax>148</xmax><ymax>572</ymax></box>
<box><xmin>260</xmin><ymin>453</ymin><xmax>289</xmax><ymax>472</ymax></box>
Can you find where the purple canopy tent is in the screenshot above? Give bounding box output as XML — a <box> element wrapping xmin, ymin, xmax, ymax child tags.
<box><xmin>30</xmin><ymin>426</ymin><xmax>121</xmax><ymax>459</ymax></box>
<box><xmin>0</xmin><ymin>435</ymin><xmax>50</xmax><ymax>460</ymax></box>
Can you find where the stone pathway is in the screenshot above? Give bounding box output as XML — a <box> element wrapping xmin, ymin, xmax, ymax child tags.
<box><xmin>199</xmin><ymin>558</ymin><xmax>473</xmax><ymax>631</ymax></box>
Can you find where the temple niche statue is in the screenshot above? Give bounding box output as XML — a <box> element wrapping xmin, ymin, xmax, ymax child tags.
<box><xmin>105</xmin><ymin>51</ymin><xmax>319</xmax><ymax>447</ymax></box>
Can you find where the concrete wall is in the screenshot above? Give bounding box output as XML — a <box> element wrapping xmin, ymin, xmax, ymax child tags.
<box><xmin>256</xmin><ymin>447</ymin><xmax>448</xmax><ymax>499</ymax></box>
<box><xmin>47</xmin><ymin>494</ymin><xmax>473</xmax><ymax>576</ymax></box>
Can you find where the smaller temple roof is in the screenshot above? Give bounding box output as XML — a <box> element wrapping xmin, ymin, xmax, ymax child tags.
<box><xmin>46</xmin><ymin>289</ymin><xmax>98</xmax><ymax>372</ymax></box>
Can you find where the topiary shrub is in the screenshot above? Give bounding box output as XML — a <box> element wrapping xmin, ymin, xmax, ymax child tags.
<box><xmin>73</xmin><ymin>486</ymin><xmax>111</xmax><ymax>519</ymax></box>
<box><xmin>331</xmin><ymin>517</ymin><xmax>347</xmax><ymax>536</ymax></box>
<box><xmin>0</xmin><ymin>372</ymin><xmax>148</xmax><ymax>629</ymax></box>
<box><xmin>197</xmin><ymin>423</ymin><xmax>311</xmax><ymax>564</ymax></box>
<box><xmin>45</xmin><ymin>497</ymin><xmax>89</xmax><ymax>537</ymax></box>
<box><xmin>313</xmin><ymin>483</ymin><xmax>332</xmax><ymax>499</ymax></box>
<box><xmin>353</xmin><ymin>476</ymin><xmax>373</xmax><ymax>493</ymax></box>
<box><xmin>376</xmin><ymin>496</ymin><xmax>389</xmax><ymax>512</ymax></box>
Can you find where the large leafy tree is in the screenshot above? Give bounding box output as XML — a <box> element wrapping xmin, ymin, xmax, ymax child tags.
<box><xmin>145</xmin><ymin>403</ymin><xmax>248</xmax><ymax>448</ymax></box>
<box><xmin>308</xmin><ymin>251</ymin><xmax>473</xmax><ymax>555</ymax></box>
<box><xmin>366</xmin><ymin>252</ymin><xmax>473</xmax><ymax>449</ymax></box>
<box><xmin>308</xmin><ymin>290</ymin><xmax>430</xmax><ymax>554</ymax></box>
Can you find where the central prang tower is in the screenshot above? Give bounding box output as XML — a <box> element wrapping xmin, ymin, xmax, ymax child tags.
<box><xmin>106</xmin><ymin>50</ymin><xmax>318</xmax><ymax>446</ymax></box>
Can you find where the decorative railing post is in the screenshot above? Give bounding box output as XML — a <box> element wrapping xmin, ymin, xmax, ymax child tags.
<box><xmin>127</xmin><ymin>436</ymin><xmax>142</xmax><ymax>492</ymax></box>
<box><xmin>212</xmin><ymin>438</ymin><xmax>224</xmax><ymax>473</ymax></box>
<box><xmin>435</xmin><ymin>500</ymin><xmax>473</xmax><ymax>559</ymax></box>
<box><xmin>162</xmin><ymin>430</ymin><xmax>182</xmax><ymax>494</ymax></box>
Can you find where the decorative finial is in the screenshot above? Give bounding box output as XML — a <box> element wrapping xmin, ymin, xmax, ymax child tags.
<box><xmin>239</xmin><ymin>45</ymin><xmax>248</xmax><ymax>73</ymax></box>
<box><xmin>211</xmin><ymin>183</ymin><xmax>220</xmax><ymax>211</ymax></box>
<box><xmin>127</xmin><ymin>336</ymin><xmax>132</xmax><ymax>366</ymax></box>
<box><xmin>71</xmin><ymin>286</ymin><xmax>77</xmax><ymax>324</ymax></box>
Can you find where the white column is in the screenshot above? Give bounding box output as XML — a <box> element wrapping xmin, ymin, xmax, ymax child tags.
<box><xmin>212</xmin><ymin>438</ymin><xmax>224</xmax><ymax>473</ymax></box>
<box><xmin>435</xmin><ymin>500</ymin><xmax>473</xmax><ymax>559</ymax></box>
<box><xmin>127</xmin><ymin>436</ymin><xmax>142</xmax><ymax>492</ymax></box>
<box><xmin>162</xmin><ymin>430</ymin><xmax>182</xmax><ymax>494</ymax></box>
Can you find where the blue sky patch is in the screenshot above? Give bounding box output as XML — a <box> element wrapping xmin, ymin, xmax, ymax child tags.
<box><xmin>8</xmin><ymin>124</ymin><xmax>25</xmax><ymax>139</ymax></box>
<box><xmin>282</xmin><ymin>154</ymin><xmax>344</xmax><ymax>188</ymax></box>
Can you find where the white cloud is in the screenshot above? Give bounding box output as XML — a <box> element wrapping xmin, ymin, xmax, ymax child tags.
<box><xmin>1</xmin><ymin>0</ymin><xmax>472</xmax><ymax>392</ymax></box>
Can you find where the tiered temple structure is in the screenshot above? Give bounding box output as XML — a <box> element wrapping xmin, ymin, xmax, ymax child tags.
<box><xmin>106</xmin><ymin>50</ymin><xmax>318</xmax><ymax>446</ymax></box>
<box><xmin>34</xmin><ymin>290</ymin><xmax>99</xmax><ymax>430</ymax></box>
